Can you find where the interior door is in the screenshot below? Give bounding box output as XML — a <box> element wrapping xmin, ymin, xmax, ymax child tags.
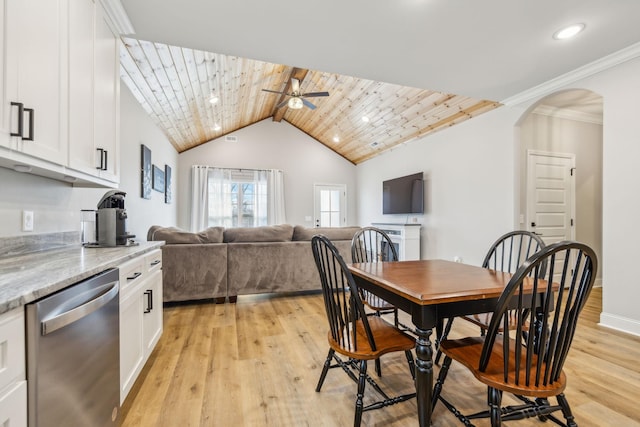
<box><xmin>313</xmin><ymin>184</ymin><xmax>346</xmax><ymax>228</ymax></box>
<box><xmin>527</xmin><ymin>150</ymin><xmax>575</xmax><ymax>281</ymax></box>
<box><xmin>526</xmin><ymin>150</ymin><xmax>575</xmax><ymax>243</ymax></box>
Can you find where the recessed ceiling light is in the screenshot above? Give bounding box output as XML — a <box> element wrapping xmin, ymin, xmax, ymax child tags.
<box><xmin>209</xmin><ymin>95</ymin><xmax>219</xmax><ymax>104</ymax></box>
<box><xmin>333</xmin><ymin>135</ymin><xmax>340</xmax><ymax>143</ymax></box>
<box><xmin>361</xmin><ymin>116</ymin><xmax>370</xmax><ymax>123</ymax></box>
<box><xmin>213</xmin><ymin>124</ymin><xmax>221</xmax><ymax>131</ymax></box>
<box><xmin>553</xmin><ymin>23</ymin><xmax>585</xmax><ymax>40</ymax></box>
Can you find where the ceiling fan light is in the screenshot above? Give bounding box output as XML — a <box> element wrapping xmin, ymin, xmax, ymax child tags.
<box><xmin>288</xmin><ymin>97</ymin><xmax>303</xmax><ymax>109</ymax></box>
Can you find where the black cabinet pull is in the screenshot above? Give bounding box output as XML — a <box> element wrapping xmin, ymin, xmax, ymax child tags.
<box><xmin>150</xmin><ymin>260</ymin><xmax>161</xmax><ymax>266</ymax></box>
<box><xmin>23</xmin><ymin>108</ymin><xmax>34</xmax><ymax>141</ymax></box>
<box><xmin>10</xmin><ymin>102</ymin><xmax>24</xmax><ymax>137</ymax></box>
<box><xmin>96</xmin><ymin>148</ymin><xmax>108</xmax><ymax>170</ymax></box>
<box><xmin>143</xmin><ymin>290</ymin><xmax>153</xmax><ymax>313</ymax></box>
<box><xmin>126</xmin><ymin>272</ymin><xmax>142</xmax><ymax>281</ymax></box>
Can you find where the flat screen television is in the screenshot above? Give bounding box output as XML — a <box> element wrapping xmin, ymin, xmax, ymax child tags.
<box><xmin>382</xmin><ymin>172</ymin><xmax>424</xmax><ymax>214</ymax></box>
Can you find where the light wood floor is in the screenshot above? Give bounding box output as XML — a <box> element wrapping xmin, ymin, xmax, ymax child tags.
<box><xmin>121</xmin><ymin>288</ymin><xmax>640</xmax><ymax>426</ymax></box>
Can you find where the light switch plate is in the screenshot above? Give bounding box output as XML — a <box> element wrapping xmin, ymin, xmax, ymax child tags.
<box><xmin>22</xmin><ymin>210</ymin><xmax>34</xmax><ymax>231</ymax></box>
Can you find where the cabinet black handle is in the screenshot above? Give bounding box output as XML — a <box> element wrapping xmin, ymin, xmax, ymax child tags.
<box><xmin>96</xmin><ymin>148</ymin><xmax>108</xmax><ymax>170</ymax></box>
<box><xmin>150</xmin><ymin>260</ymin><xmax>161</xmax><ymax>266</ymax></box>
<box><xmin>127</xmin><ymin>272</ymin><xmax>142</xmax><ymax>281</ymax></box>
<box><xmin>10</xmin><ymin>102</ymin><xmax>24</xmax><ymax>137</ymax></box>
<box><xmin>143</xmin><ymin>290</ymin><xmax>153</xmax><ymax>313</ymax></box>
<box><xmin>23</xmin><ymin>108</ymin><xmax>34</xmax><ymax>141</ymax></box>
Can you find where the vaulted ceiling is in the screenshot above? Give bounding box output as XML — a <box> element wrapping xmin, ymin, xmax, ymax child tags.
<box><xmin>119</xmin><ymin>38</ymin><xmax>499</xmax><ymax>164</ymax></box>
<box><xmin>118</xmin><ymin>0</ymin><xmax>640</xmax><ymax>164</ymax></box>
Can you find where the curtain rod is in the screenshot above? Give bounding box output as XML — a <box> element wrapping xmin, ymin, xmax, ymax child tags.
<box><xmin>193</xmin><ymin>165</ymin><xmax>282</xmax><ymax>173</ymax></box>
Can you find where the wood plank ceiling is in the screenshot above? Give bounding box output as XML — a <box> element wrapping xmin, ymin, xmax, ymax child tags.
<box><xmin>120</xmin><ymin>37</ymin><xmax>501</xmax><ymax>164</ymax></box>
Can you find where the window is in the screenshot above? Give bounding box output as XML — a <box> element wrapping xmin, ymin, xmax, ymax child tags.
<box><xmin>191</xmin><ymin>166</ymin><xmax>286</xmax><ymax>231</ymax></box>
<box><xmin>208</xmin><ymin>169</ymin><xmax>267</xmax><ymax>227</ymax></box>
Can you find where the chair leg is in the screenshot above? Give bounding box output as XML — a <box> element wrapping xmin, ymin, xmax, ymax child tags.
<box><xmin>488</xmin><ymin>387</ymin><xmax>503</xmax><ymax>427</ymax></box>
<box><xmin>405</xmin><ymin>350</ymin><xmax>416</xmax><ymax>380</ymax></box>
<box><xmin>432</xmin><ymin>355</ymin><xmax>451</xmax><ymax>410</ymax></box>
<box><xmin>374</xmin><ymin>358</ymin><xmax>382</xmax><ymax>377</ymax></box>
<box><xmin>354</xmin><ymin>359</ymin><xmax>367</xmax><ymax>427</ymax></box>
<box><xmin>435</xmin><ymin>318</ymin><xmax>454</xmax><ymax>365</ymax></box>
<box><xmin>316</xmin><ymin>349</ymin><xmax>335</xmax><ymax>392</ymax></box>
<box><xmin>393</xmin><ymin>308</ymin><xmax>399</xmax><ymax>327</ymax></box>
<box><xmin>557</xmin><ymin>393</ymin><xmax>578</xmax><ymax>427</ymax></box>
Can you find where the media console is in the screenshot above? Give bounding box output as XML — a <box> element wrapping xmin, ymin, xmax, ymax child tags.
<box><xmin>372</xmin><ymin>223</ymin><xmax>421</xmax><ymax>261</ymax></box>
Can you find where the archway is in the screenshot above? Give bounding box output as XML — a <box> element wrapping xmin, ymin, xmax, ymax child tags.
<box><xmin>515</xmin><ymin>89</ymin><xmax>603</xmax><ymax>286</ymax></box>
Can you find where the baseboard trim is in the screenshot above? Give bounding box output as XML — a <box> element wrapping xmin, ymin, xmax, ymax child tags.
<box><xmin>599</xmin><ymin>312</ymin><xmax>640</xmax><ymax>337</ymax></box>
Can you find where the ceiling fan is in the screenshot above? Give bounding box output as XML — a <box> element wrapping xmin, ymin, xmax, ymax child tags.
<box><xmin>262</xmin><ymin>78</ymin><xmax>329</xmax><ymax>110</ymax></box>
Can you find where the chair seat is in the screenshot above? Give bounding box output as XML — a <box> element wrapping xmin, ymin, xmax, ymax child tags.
<box><xmin>462</xmin><ymin>312</ymin><xmax>530</xmax><ymax>332</ymax></box>
<box><xmin>329</xmin><ymin>316</ymin><xmax>415</xmax><ymax>360</ymax></box>
<box><xmin>362</xmin><ymin>291</ymin><xmax>396</xmax><ymax>311</ymax></box>
<box><xmin>440</xmin><ymin>336</ymin><xmax>566</xmax><ymax>397</ymax></box>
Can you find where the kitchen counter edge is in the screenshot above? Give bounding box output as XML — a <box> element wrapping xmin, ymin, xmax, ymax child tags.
<box><xmin>0</xmin><ymin>241</ymin><xmax>165</xmax><ymax>315</ymax></box>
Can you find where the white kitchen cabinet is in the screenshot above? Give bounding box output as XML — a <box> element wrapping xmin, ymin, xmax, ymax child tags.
<box><xmin>119</xmin><ymin>250</ymin><xmax>163</xmax><ymax>404</ymax></box>
<box><xmin>0</xmin><ymin>308</ymin><xmax>27</xmax><ymax>427</ymax></box>
<box><xmin>0</xmin><ymin>0</ymin><xmax>120</xmax><ymax>187</ymax></box>
<box><xmin>68</xmin><ymin>0</ymin><xmax>120</xmax><ymax>183</ymax></box>
<box><xmin>1</xmin><ymin>0</ymin><xmax>67</xmax><ymax>164</ymax></box>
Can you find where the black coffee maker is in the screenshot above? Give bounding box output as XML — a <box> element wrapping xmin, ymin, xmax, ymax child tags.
<box><xmin>96</xmin><ymin>190</ymin><xmax>136</xmax><ymax>246</ymax></box>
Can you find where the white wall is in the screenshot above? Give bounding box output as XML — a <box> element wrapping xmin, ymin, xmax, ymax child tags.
<box><xmin>0</xmin><ymin>84</ymin><xmax>178</xmax><ymax>241</ymax></box>
<box><xmin>177</xmin><ymin>119</ymin><xmax>358</xmax><ymax>230</ymax></box>
<box><xmin>356</xmin><ymin>56</ymin><xmax>640</xmax><ymax>336</ymax></box>
<box><xmin>357</xmin><ymin>106</ymin><xmax>523</xmax><ymax>265</ymax></box>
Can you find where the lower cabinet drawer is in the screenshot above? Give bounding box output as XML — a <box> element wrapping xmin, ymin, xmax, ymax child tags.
<box><xmin>0</xmin><ymin>381</ymin><xmax>27</xmax><ymax>427</ymax></box>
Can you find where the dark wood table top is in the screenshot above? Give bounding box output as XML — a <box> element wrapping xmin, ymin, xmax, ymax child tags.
<box><xmin>349</xmin><ymin>259</ymin><xmax>515</xmax><ymax>306</ymax></box>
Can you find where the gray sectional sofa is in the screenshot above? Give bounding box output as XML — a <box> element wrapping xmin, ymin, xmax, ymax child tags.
<box><xmin>147</xmin><ymin>224</ymin><xmax>360</xmax><ymax>303</ymax></box>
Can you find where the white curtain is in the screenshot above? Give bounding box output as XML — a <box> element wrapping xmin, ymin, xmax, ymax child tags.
<box><xmin>190</xmin><ymin>165</ymin><xmax>210</xmax><ymax>232</ymax></box>
<box><xmin>193</xmin><ymin>166</ymin><xmax>286</xmax><ymax>229</ymax></box>
<box><xmin>267</xmin><ymin>169</ymin><xmax>286</xmax><ymax>225</ymax></box>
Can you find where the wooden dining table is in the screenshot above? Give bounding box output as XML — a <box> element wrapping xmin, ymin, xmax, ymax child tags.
<box><xmin>348</xmin><ymin>259</ymin><xmax>516</xmax><ymax>427</ymax></box>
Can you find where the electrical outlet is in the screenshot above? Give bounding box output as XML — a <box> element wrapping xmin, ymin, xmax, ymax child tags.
<box><xmin>22</xmin><ymin>210</ymin><xmax>34</xmax><ymax>232</ymax></box>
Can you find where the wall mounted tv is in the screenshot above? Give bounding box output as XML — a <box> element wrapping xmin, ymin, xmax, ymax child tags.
<box><xmin>382</xmin><ymin>172</ymin><xmax>424</xmax><ymax>215</ymax></box>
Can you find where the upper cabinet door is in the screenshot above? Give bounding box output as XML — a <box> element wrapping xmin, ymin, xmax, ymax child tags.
<box><xmin>68</xmin><ymin>0</ymin><xmax>120</xmax><ymax>183</ymax></box>
<box><xmin>5</xmin><ymin>0</ymin><xmax>68</xmax><ymax>165</ymax></box>
<box><xmin>93</xmin><ymin>4</ymin><xmax>120</xmax><ymax>183</ymax></box>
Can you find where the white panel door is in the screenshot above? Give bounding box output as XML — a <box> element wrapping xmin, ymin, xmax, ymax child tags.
<box><xmin>527</xmin><ymin>151</ymin><xmax>575</xmax><ymax>282</ymax></box>
<box><xmin>526</xmin><ymin>151</ymin><xmax>575</xmax><ymax>244</ymax></box>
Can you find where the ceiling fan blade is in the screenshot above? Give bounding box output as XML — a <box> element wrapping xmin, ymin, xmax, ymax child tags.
<box><xmin>301</xmin><ymin>98</ymin><xmax>317</xmax><ymax>110</ymax></box>
<box><xmin>291</xmin><ymin>78</ymin><xmax>300</xmax><ymax>94</ymax></box>
<box><xmin>262</xmin><ymin>88</ymin><xmax>287</xmax><ymax>95</ymax></box>
<box><xmin>276</xmin><ymin>99</ymin><xmax>289</xmax><ymax>109</ymax></box>
<box><xmin>301</xmin><ymin>91</ymin><xmax>330</xmax><ymax>98</ymax></box>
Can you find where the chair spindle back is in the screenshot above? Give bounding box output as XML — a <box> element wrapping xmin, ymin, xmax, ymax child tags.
<box><xmin>480</xmin><ymin>241</ymin><xmax>597</xmax><ymax>387</ymax></box>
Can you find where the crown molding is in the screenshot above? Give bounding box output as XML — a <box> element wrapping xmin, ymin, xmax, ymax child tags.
<box><xmin>501</xmin><ymin>41</ymin><xmax>640</xmax><ymax>107</ymax></box>
<box><xmin>100</xmin><ymin>0</ymin><xmax>135</xmax><ymax>35</ymax></box>
<box><xmin>533</xmin><ymin>105</ymin><xmax>603</xmax><ymax>125</ymax></box>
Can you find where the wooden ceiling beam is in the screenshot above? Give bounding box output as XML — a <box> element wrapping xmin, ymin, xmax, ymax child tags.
<box><xmin>272</xmin><ymin>67</ymin><xmax>309</xmax><ymax>122</ymax></box>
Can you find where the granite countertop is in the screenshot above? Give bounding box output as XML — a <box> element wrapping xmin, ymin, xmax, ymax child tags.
<box><xmin>0</xmin><ymin>241</ymin><xmax>164</xmax><ymax>315</ymax></box>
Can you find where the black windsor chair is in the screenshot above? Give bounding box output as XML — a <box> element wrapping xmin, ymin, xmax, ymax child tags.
<box><xmin>311</xmin><ymin>234</ymin><xmax>417</xmax><ymax>427</ymax></box>
<box><xmin>432</xmin><ymin>240</ymin><xmax>597</xmax><ymax>427</ymax></box>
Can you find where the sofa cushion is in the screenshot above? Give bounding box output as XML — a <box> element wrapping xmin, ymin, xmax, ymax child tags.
<box><xmin>223</xmin><ymin>224</ymin><xmax>294</xmax><ymax>243</ymax></box>
<box><xmin>292</xmin><ymin>225</ymin><xmax>361</xmax><ymax>241</ymax></box>
<box><xmin>147</xmin><ymin>226</ymin><xmax>224</xmax><ymax>244</ymax></box>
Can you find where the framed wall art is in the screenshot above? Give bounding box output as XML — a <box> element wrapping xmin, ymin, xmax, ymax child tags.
<box><xmin>165</xmin><ymin>165</ymin><xmax>172</xmax><ymax>204</ymax></box>
<box><xmin>152</xmin><ymin>165</ymin><xmax>165</xmax><ymax>192</ymax></box>
<box><xmin>141</xmin><ymin>144</ymin><xmax>152</xmax><ymax>199</ymax></box>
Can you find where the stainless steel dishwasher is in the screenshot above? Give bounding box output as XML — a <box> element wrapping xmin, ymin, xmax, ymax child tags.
<box><xmin>26</xmin><ymin>268</ymin><xmax>120</xmax><ymax>427</ymax></box>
